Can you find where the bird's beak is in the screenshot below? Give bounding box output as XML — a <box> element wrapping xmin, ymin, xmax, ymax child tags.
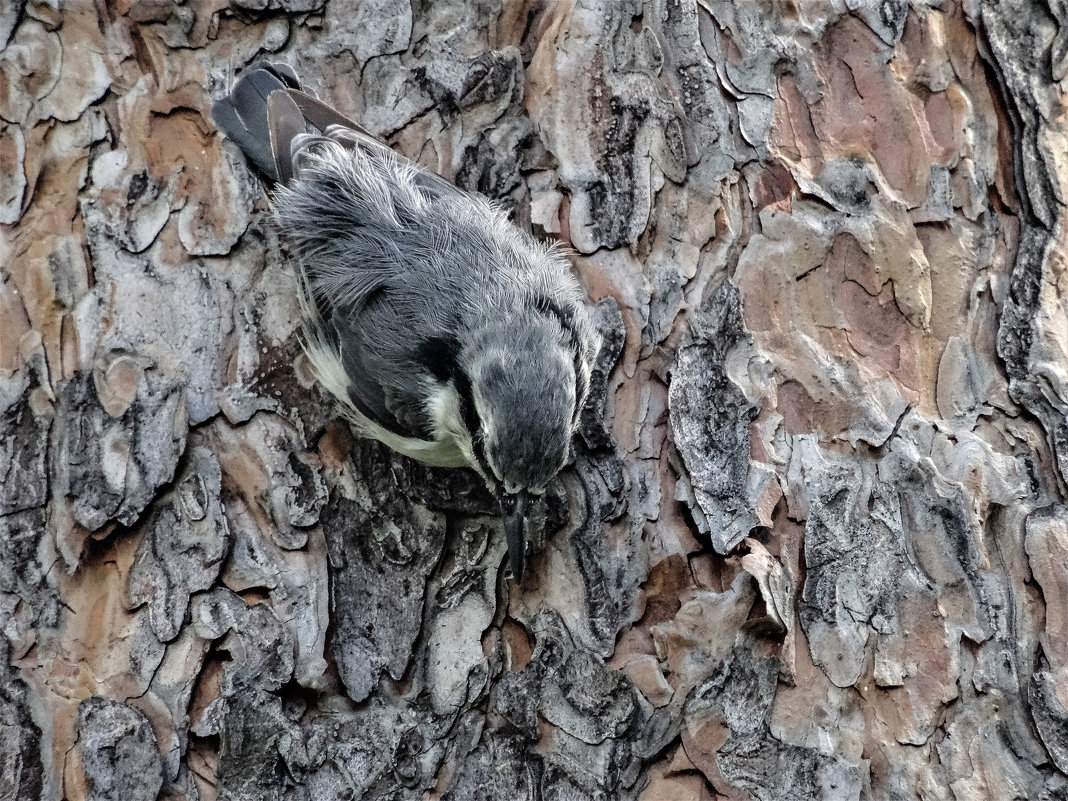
<box><xmin>500</xmin><ymin>492</ymin><xmax>530</xmax><ymax>581</ymax></box>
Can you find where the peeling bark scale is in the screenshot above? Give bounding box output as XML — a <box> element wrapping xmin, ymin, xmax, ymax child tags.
<box><xmin>1</xmin><ymin>1</ymin><xmax>1067</xmax><ymax>799</ymax></box>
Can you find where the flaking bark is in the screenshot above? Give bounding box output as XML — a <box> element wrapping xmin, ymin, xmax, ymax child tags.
<box><xmin>2</xmin><ymin>1</ymin><xmax>1067</xmax><ymax>799</ymax></box>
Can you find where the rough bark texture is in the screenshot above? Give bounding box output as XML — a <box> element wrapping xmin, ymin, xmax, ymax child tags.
<box><xmin>2</xmin><ymin>1</ymin><xmax>1067</xmax><ymax>799</ymax></box>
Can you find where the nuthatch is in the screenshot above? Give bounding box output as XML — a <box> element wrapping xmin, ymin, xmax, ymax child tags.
<box><xmin>212</xmin><ymin>64</ymin><xmax>599</xmax><ymax>579</ymax></box>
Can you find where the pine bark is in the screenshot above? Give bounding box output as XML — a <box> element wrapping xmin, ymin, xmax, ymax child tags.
<box><xmin>2</xmin><ymin>1</ymin><xmax>1067</xmax><ymax>799</ymax></box>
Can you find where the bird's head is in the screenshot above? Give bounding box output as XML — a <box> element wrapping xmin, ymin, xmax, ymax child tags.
<box><xmin>454</xmin><ymin>305</ymin><xmax>596</xmax><ymax>578</ymax></box>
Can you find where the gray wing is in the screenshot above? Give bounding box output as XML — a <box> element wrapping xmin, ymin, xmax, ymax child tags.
<box><xmin>331</xmin><ymin>309</ymin><xmax>440</xmax><ymax>439</ymax></box>
<box><xmin>220</xmin><ymin>67</ymin><xmax>589</xmax><ymax>447</ymax></box>
<box><xmin>215</xmin><ymin>64</ymin><xmax>449</xmax><ymax>439</ymax></box>
<box><xmin>267</xmin><ymin>95</ymin><xmax>474</xmax><ymax>441</ymax></box>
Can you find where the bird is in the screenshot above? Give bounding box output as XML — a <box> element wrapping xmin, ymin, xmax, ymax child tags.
<box><xmin>212</xmin><ymin>63</ymin><xmax>600</xmax><ymax>579</ymax></box>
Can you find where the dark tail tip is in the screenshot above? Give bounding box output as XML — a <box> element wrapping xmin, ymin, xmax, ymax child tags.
<box><xmin>212</xmin><ymin>62</ymin><xmax>303</xmax><ymax>183</ymax></box>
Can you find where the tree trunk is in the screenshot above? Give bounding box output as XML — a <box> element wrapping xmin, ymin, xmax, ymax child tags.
<box><xmin>2</xmin><ymin>1</ymin><xmax>1067</xmax><ymax>799</ymax></box>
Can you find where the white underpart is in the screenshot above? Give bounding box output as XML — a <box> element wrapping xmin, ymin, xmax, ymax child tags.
<box><xmin>302</xmin><ymin>335</ymin><xmax>471</xmax><ymax>468</ymax></box>
<box><xmin>424</xmin><ymin>382</ymin><xmax>480</xmax><ymax>470</ymax></box>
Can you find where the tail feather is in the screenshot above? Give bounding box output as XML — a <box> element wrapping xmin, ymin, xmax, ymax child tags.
<box><xmin>266</xmin><ymin>90</ymin><xmax>305</xmax><ymax>185</ymax></box>
<box><xmin>212</xmin><ymin>63</ymin><xmax>302</xmax><ymax>182</ymax></box>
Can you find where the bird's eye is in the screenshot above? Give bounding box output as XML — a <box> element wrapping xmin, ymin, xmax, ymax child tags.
<box><xmin>500</xmin><ymin>494</ymin><xmax>518</xmax><ymax>514</ymax></box>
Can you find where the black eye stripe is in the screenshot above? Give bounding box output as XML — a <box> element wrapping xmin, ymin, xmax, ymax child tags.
<box><xmin>532</xmin><ymin>295</ymin><xmax>579</xmax><ymax>344</ymax></box>
<box><xmin>450</xmin><ymin>361</ymin><xmax>498</xmax><ymax>485</ymax></box>
<box><xmin>450</xmin><ymin>365</ymin><xmax>480</xmax><ymax>435</ymax></box>
<box><xmin>414</xmin><ymin>335</ymin><xmax>461</xmax><ymax>382</ymax></box>
<box><xmin>532</xmin><ymin>294</ymin><xmax>587</xmax><ymax>417</ymax></box>
<box><xmin>414</xmin><ymin>335</ymin><xmax>492</xmax><ymax>469</ymax></box>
